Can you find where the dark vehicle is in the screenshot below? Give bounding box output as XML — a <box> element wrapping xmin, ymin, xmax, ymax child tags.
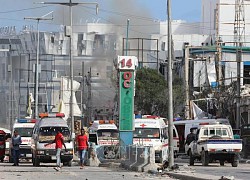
<box><xmin>240</xmin><ymin>124</ymin><xmax>250</xmax><ymax>158</ymax></box>
<box><xmin>0</xmin><ymin>130</ymin><xmax>6</xmax><ymax>162</ymax></box>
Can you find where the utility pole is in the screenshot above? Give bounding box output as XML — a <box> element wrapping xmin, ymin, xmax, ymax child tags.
<box><xmin>38</xmin><ymin>1</ymin><xmax>98</xmax><ymax>136</ymax></box>
<box><xmin>6</xmin><ymin>46</ymin><xmax>13</xmax><ymax>131</ymax></box>
<box><xmin>24</xmin><ymin>12</ymin><xmax>53</xmax><ymax>119</ymax></box>
<box><xmin>215</xmin><ymin>4</ymin><xmax>222</xmax><ymax>87</ymax></box>
<box><xmin>126</xmin><ymin>19</ymin><xmax>130</xmax><ymax>56</ymax></box>
<box><xmin>81</xmin><ymin>62</ymin><xmax>85</xmax><ymax>125</ymax></box>
<box><xmin>167</xmin><ymin>0</ymin><xmax>174</xmax><ymax>167</ymax></box>
<box><xmin>215</xmin><ymin>3</ymin><xmax>223</xmax><ymax>117</ymax></box>
<box><xmin>234</xmin><ymin>0</ymin><xmax>245</xmax><ymax>129</ymax></box>
<box><xmin>184</xmin><ymin>45</ymin><xmax>190</xmax><ymax>119</ymax></box>
<box><xmin>86</xmin><ymin>67</ymin><xmax>92</xmax><ymax>125</ymax></box>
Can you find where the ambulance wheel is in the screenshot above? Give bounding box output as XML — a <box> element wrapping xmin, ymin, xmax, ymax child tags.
<box><xmin>67</xmin><ymin>160</ymin><xmax>72</xmax><ymax>167</ymax></box>
<box><xmin>63</xmin><ymin>160</ymin><xmax>72</xmax><ymax>167</ymax></box>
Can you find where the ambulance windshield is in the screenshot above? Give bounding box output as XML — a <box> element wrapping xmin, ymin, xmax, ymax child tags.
<box><xmin>38</xmin><ymin>126</ymin><xmax>70</xmax><ymax>143</ymax></box>
<box><xmin>97</xmin><ymin>129</ymin><xmax>119</xmax><ymax>140</ymax></box>
<box><xmin>134</xmin><ymin>128</ymin><xmax>160</xmax><ymax>138</ymax></box>
<box><xmin>14</xmin><ymin>128</ymin><xmax>33</xmax><ymax>137</ymax></box>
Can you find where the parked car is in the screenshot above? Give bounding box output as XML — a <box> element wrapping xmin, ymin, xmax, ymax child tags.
<box><xmin>189</xmin><ymin>123</ymin><xmax>242</xmax><ymax>167</ymax></box>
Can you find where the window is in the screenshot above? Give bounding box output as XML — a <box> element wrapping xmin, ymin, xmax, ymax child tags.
<box><xmin>97</xmin><ymin>129</ymin><xmax>119</xmax><ymax>140</ymax></box>
<box><xmin>38</xmin><ymin>126</ymin><xmax>70</xmax><ymax>143</ymax></box>
<box><xmin>209</xmin><ymin>129</ymin><xmax>215</xmax><ymax>135</ymax></box>
<box><xmin>14</xmin><ymin>128</ymin><xmax>33</xmax><ymax>137</ymax></box>
<box><xmin>203</xmin><ymin>127</ymin><xmax>228</xmax><ymax>137</ymax></box>
<box><xmin>204</xmin><ymin>129</ymin><xmax>208</xmax><ymax>136</ymax></box>
<box><xmin>216</xmin><ymin>129</ymin><xmax>221</xmax><ymax>136</ymax></box>
<box><xmin>0</xmin><ymin>135</ymin><xmax>5</xmax><ymax>141</ymax></box>
<box><xmin>222</xmin><ymin>129</ymin><xmax>227</xmax><ymax>136</ymax></box>
<box><xmin>134</xmin><ymin>128</ymin><xmax>160</xmax><ymax>138</ymax></box>
<box><xmin>2</xmin><ymin>64</ymin><xmax>5</xmax><ymax>80</ymax></box>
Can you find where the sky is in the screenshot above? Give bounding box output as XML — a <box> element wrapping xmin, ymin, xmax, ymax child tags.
<box><xmin>0</xmin><ymin>0</ymin><xmax>201</xmax><ymax>32</ymax></box>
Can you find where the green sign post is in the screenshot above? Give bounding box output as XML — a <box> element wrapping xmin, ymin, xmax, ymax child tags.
<box><xmin>119</xmin><ymin>71</ymin><xmax>134</xmax><ymax>130</ymax></box>
<box><xmin>118</xmin><ymin>56</ymin><xmax>137</xmax><ymax>145</ymax></box>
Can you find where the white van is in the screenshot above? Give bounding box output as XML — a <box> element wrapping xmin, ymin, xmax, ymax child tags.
<box><xmin>10</xmin><ymin>118</ymin><xmax>36</xmax><ymax>161</ymax></box>
<box><xmin>173</xmin><ymin>118</ymin><xmax>230</xmax><ymax>154</ymax></box>
<box><xmin>88</xmin><ymin>120</ymin><xmax>119</xmax><ymax>160</ymax></box>
<box><xmin>133</xmin><ymin>115</ymin><xmax>179</xmax><ymax>163</ymax></box>
<box><xmin>88</xmin><ymin>120</ymin><xmax>119</xmax><ymax>146</ymax></box>
<box><xmin>31</xmin><ymin>113</ymin><xmax>73</xmax><ymax>166</ymax></box>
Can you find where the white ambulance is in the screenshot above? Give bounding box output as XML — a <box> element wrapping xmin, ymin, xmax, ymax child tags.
<box><xmin>10</xmin><ymin>118</ymin><xmax>36</xmax><ymax>162</ymax></box>
<box><xmin>88</xmin><ymin>120</ymin><xmax>119</xmax><ymax>159</ymax></box>
<box><xmin>31</xmin><ymin>113</ymin><xmax>74</xmax><ymax>166</ymax></box>
<box><xmin>133</xmin><ymin>115</ymin><xmax>179</xmax><ymax>163</ymax></box>
<box><xmin>88</xmin><ymin>120</ymin><xmax>119</xmax><ymax>146</ymax></box>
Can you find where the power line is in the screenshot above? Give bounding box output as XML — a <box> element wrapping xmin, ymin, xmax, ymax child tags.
<box><xmin>0</xmin><ymin>5</ymin><xmax>51</xmax><ymax>14</ymax></box>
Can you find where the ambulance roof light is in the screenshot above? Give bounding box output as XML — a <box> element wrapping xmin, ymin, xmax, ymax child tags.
<box><xmin>17</xmin><ymin>119</ymin><xmax>37</xmax><ymax>123</ymax></box>
<box><xmin>39</xmin><ymin>112</ymin><xmax>65</xmax><ymax>118</ymax></box>
<box><xmin>98</xmin><ymin>120</ymin><xmax>115</xmax><ymax>124</ymax></box>
<box><xmin>142</xmin><ymin>115</ymin><xmax>160</xmax><ymax>119</ymax></box>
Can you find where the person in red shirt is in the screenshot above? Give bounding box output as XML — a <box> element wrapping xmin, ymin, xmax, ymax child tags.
<box><xmin>76</xmin><ymin>128</ymin><xmax>88</xmax><ymax>169</ymax></box>
<box><xmin>45</xmin><ymin>130</ymin><xmax>67</xmax><ymax>171</ymax></box>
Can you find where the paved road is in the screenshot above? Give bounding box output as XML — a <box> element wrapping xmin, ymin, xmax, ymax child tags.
<box><xmin>0</xmin><ymin>162</ymin><xmax>174</xmax><ymax>180</ymax></box>
<box><xmin>171</xmin><ymin>157</ymin><xmax>250</xmax><ymax>180</ymax></box>
<box><xmin>3</xmin><ymin>157</ymin><xmax>250</xmax><ymax>180</ymax></box>
<box><xmin>192</xmin><ymin>163</ymin><xmax>250</xmax><ymax>180</ymax></box>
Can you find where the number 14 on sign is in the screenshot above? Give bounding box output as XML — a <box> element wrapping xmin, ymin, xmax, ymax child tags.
<box><xmin>118</xmin><ymin>56</ymin><xmax>137</xmax><ymax>70</ymax></box>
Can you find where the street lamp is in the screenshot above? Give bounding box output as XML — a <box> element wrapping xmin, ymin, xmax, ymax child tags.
<box><xmin>24</xmin><ymin>12</ymin><xmax>53</xmax><ymax>119</ymax></box>
<box><xmin>37</xmin><ymin>1</ymin><xmax>98</xmax><ymax>137</ymax></box>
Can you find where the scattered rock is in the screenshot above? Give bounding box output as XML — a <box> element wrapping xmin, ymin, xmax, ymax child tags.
<box><xmin>219</xmin><ymin>176</ymin><xmax>235</xmax><ymax>180</ymax></box>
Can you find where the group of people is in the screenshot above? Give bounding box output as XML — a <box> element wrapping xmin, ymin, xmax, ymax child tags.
<box><xmin>11</xmin><ymin>128</ymin><xmax>89</xmax><ymax>171</ymax></box>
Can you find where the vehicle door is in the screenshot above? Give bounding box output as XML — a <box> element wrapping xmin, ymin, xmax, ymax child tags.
<box><xmin>161</xmin><ymin>128</ymin><xmax>168</xmax><ymax>161</ymax></box>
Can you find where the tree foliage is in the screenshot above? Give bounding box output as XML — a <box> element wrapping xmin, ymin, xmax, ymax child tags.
<box><xmin>135</xmin><ymin>67</ymin><xmax>185</xmax><ymax>117</ymax></box>
<box><xmin>135</xmin><ymin>68</ymin><xmax>167</xmax><ymax>116</ymax></box>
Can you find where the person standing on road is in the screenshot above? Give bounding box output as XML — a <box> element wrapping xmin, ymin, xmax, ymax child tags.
<box><xmin>45</xmin><ymin>130</ymin><xmax>67</xmax><ymax>171</ymax></box>
<box><xmin>11</xmin><ymin>130</ymin><xmax>22</xmax><ymax>166</ymax></box>
<box><xmin>185</xmin><ymin>128</ymin><xmax>196</xmax><ymax>145</ymax></box>
<box><xmin>76</xmin><ymin>128</ymin><xmax>88</xmax><ymax>169</ymax></box>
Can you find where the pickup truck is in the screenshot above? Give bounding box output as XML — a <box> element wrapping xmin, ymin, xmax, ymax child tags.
<box><xmin>189</xmin><ymin>124</ymin><xmax>242</xmax><ymax>167</ymax></box>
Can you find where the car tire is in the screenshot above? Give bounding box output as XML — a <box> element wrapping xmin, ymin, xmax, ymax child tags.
<box><xmin>232</xmin><ymin>155</ymin><xmax>239</xmax><ymax>167</ymax></box>
<box><xmin>219</xmin><ymin>160</ymin><xmax>225</xmax><ymax>166</ymax></box>
<box><xmin>67</xmin><ymin>160</ymin><xmax>72</xmax><ymax>167</ymax></box>
<box><xmin>232</xmin><ymin>161</ymin><xmax>238</xmax><ymax>167</ymax></box>
<box><xmin>201</xmin><ymin>150</ymin><xmax>209</xmax><ymax>166</ymax></box>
